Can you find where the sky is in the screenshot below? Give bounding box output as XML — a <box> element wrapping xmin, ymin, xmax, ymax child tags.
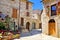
<box><xmin>28</xmin><ymin>0</ymin><xmax>43</xmax><ymax>10</ymax></box>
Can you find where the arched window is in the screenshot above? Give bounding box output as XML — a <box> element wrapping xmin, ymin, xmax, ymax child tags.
<box><xmin>26</xmin><ymin>22</ymin><xmax>30</xmax><ymax>30</ymax></box>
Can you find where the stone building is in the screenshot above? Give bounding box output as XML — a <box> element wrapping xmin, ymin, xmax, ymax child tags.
<box><xmin>0</xmin><ymin>0</ymin><xmax>20</xmax><ymax>30</ymax></box>
<box><xmin>0</xmin><ymin>0</ymin><xmax>32</xmax><ymax>30</ymax></box>
<box><xmin>20</xmin><ymin>0</ymin><xmax>42</xmax><ymax>32</ymax></box>
<box><xmin>0</xmin><ymin>0</ymin><xmax>33</xmax><ymax>31</ymax></box>
<box><xmin>42</xmin><ymin>0</ymin><xmax>60</xmax><ymax>38</ymax></box>
<box><xmin>0</xmin><ymin>0</ymin><xmax>42</xmax><ymax>32</ymax></box>
<box><xmin>32</xmin><ymin>10</ymin><xmax>42</xmax><ymax>29</ymax></box>
<box><xmin>20</xmin><ymin>0</ymin><xmax>33</xmax><ymax>32</ymax></box>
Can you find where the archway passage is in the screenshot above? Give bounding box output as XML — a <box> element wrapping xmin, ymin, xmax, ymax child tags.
<box><xmin>32</xmin><ymin>23</ymin><xmax>36</xmax><ymax>29</ymax></box>
<box><xmin>39</xmin><ymin>23</ymin><xmax>42</xmax><ymax>29</ymax></box>
<box><xmin>26</xmin><ymin>22</ymin><xmax>30</xmax><ymax>31</ymax></box>
<box><xmin>48</xmin><ymin>19</ymin><xmax>56</xmax><ymax>36</ymax></box>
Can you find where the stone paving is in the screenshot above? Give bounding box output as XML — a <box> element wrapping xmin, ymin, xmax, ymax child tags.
<box><xmin>14</xmin><ymin>29</ymin><xmax>60</xmax><ymax>40</ymax></box>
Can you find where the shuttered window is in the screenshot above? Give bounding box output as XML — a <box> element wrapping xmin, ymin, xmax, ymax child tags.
<box><xmin>12</xmin><ymin>8</ymin><xmax>17</xmax><ymax>18</ymax></box>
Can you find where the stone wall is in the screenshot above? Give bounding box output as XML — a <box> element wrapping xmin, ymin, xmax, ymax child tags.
<box><xmin>0</xmin><ymin>0</ymin><xmax>20</xmax><ymax>27</ymax></box>
<box><xmin>41</xmin><ymin>7</ymin><xmax>49</xmax><ymax>34</ymax></box>
<box><xmin>42</xmin><ymin>7</ymin><xmax>60</xmax><ymax>37</ymax></box>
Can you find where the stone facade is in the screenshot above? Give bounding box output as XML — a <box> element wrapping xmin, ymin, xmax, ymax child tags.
<box><xmin>0</xmin><ymin>0</ymin><xmax>19</xmax><ymax>30</ymax></box>
<box><xmin>32</xmin><ymin>10</ymin><xmax>42</xmax><ymax>29</ymax></box>
<box><xmin>42</xmin><ymin>0</ymin><xmax>60</xmax><ymax>38</ymax></box>
<box><xmin>0</xmin><ymin>0</ymin><xmax>41</xmax><ymax>32</ymax></box>
<box><xmin>20</xmin><ymin>0</ymin><xmax>33</xmax><ymax>31</ymax></box>
<box><xmin>20</xmin><ymin>1</ymin><xmax>42</xmax><ymax>32</ymax></box>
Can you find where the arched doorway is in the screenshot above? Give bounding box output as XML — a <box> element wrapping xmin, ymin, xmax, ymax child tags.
<box><xmin>48</xmin><ymin>19</ymin><xmax>56</xmax><ymax>36</ymax></box>
<box><xmin>32</xmin><ymin>22</ymin><xmax>36</xmax><ymax>29</ymax></box>
<box><xmin>39</xmin><ymin>23</ymin><xmax>42</xmax><ymax>29</ymax></box>
<box><xmin>26</xmin><ymin>22</ymin><xmax>30</xmax><ymax>31</ymax></box>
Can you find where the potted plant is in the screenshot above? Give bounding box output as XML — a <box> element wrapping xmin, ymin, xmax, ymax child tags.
<box><xmin>5</xmin><ymin>15</ymin><xmax>11</xmax><ymax>31</ymax></box>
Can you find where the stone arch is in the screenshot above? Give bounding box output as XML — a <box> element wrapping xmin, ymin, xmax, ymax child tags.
<box><xmin>48</xmin><ymin>19</ymin><xmax>56</xmax><ymax>36</ymax></box>
<box><xmin>26</xmin><ymin>22</ymin><xmax>30</xmax><ymax>31</ymax></box>
<box><xmin>49</xmin><ymin>19</ymin><xmax>55</xmax><ymax>23</ymax></box>
<box><xmin>32</xmin><ymin>22</ymin><xmax>36</xmax><ymax>29</ymax></box>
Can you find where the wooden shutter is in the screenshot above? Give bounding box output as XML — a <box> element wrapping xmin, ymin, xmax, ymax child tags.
<box><xmin>12</xmin><ymin>8</ymin><xmax>17</xmax><ymax>18</ymax></box>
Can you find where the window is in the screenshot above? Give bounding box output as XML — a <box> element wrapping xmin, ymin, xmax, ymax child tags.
<box><xmin>12</xmin><ymin>8</ymin><xmax>17</xmax><ymax>18</ymax></box>
<box><xmin>21</xmin><ymin>18</ymin><xmax>24</xmax><ymax>26</ymax></box>
<box><xmin>26</xmin><ymin>12</ymin><xmax>29</xmax><ymax>16</ymax></box>
<box><xmin>26</xmin><ymin>2</ymin><xmax>29</xmax><ymax>9</ymax></box>
<box><xmin>51</xmin><ymin>4</ymin><xmax>56</xmax><ymax>16</ymax></box>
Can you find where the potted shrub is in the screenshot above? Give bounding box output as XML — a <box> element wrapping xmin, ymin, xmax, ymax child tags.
<box><xmin>0</xmin><ymin>22</ymin><xmax>6</xmax><ymax>30</ymax></box>
<box><xmin>5</xmin><ymin>15</ymin><xmax>11</xmax><ymax>31</ymax></box>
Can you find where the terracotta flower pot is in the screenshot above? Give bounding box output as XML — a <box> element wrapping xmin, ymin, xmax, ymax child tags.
<box><xmin>0</xmin><ymin>37</ymin><xmax>2</xmax><ymax>40</ymax></box>
<box><xmin>7</xmin><ymin>33</ymin><xmax>13</xmax><ymax>40</ymax></box>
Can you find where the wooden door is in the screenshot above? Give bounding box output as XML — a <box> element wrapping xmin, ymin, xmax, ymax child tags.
<box><xmin>49</xmin><ymin>22</ymin><xmax>56</xmax><ymax>36</ymax></box>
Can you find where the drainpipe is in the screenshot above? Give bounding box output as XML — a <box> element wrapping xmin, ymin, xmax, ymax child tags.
<box><xmin>18</xmin><ymin>0</ymin><xmax>21</xmax><ymax>31</ymax></box>
<box><xmin>14</xmin><ymin>22</ymin><xmax>15</xmax><ymax>32</ymax></box>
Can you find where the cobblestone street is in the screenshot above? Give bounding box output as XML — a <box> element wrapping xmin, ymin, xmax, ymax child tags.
<box><xmin>0</xmin><ymin>0</ymin><xmax>60</xmax><ymax>40</ymax></box>
<box><xmin>14</xmin><ymin>29</ymin><xmax>59</xmax><ymax>40</ymax></box>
